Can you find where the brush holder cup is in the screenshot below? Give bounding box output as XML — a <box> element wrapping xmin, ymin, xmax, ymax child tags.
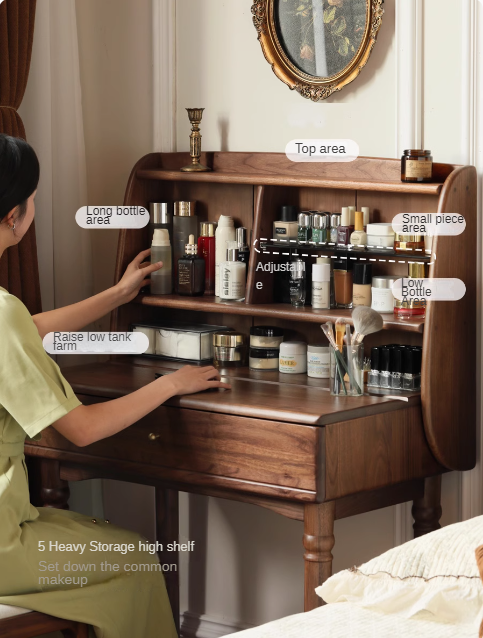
<box><xmin>330</xmin><ymin>344</ymin><xmax>364</xmax><ymax>397</ymax></box>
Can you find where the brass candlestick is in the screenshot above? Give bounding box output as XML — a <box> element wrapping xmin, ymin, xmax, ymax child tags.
<box><xmin>180</xmin><ymin>108</ymin><xmax>211</xmax><ymax>172</ymax></box>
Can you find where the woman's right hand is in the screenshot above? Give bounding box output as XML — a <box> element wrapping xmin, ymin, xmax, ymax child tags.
<box><xmin>165</xmin><ymin>365</ymin><xmax>231</xmax><ymax>396</ymax></box>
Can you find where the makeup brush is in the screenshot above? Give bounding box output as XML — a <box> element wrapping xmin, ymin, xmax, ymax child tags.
<box><xmin>351</xmin><ymin>306</ymin><xmax>384</xmax><ymax>345</ymax></box>
<box><xmin>321</xmin><ymin>323</ymin><xmax>347</xmax><ymax>395</ymax></box>
<box><xmin>335</xmin><ymin>318</ymin><xmax>346</xmax><ymax>350</ymax></box>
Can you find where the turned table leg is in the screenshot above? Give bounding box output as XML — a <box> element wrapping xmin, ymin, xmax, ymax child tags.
<box><xmin>303</xmin><ymin>501</ymin><xmax>335</xmax><ymax>611</ymax></box>
<box><xmin>412</xmin><ymin>475</ymin><xmax>442</xmax><ymax>538</ymax></box>
<box><xmin>37</xmin><ymin>459</ymin><xmax>70</xmax><ymax>510</ymax></box>
<box><xmin>156</xmin><ymin>488</ymin><xmax>180</xmax><ymax>636</ymax></box>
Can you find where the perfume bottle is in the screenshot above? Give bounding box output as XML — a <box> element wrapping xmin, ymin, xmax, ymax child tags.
<box><xmin>350</xmin><ymin>211</ymin><xmax>367</xmax><ymax>249</ymax></box>
<box><xmin>177</xmin><ymin>234</ymin><xmax>205</xmax><ymax>296</ymax></box>
<box><xmin>173</xmin><ymin>201</ymin><xmax>198</xmax><ymax>292</ymax></box>
<box><xmin>290</xmin><ymin>258</ymin><xmax>306</xmax><ymax>307</ymax></box>
<box><xmin>219</xmin><ymin>241</ymin><xmax>246</xmax><ymax>301</ymax></box>
<box><xmin>198</xmin><ymin>222</ymin><xmax>216</xmax><ymax>295</ymax></box>
<box><xmin>311</xmin><ymin>213</ymin><xmax>328</xmax><ymax>244</ymax></box>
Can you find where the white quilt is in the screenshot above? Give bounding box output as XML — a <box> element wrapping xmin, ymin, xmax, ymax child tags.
<box><xmin>226</xmin><ymin>603</ymin><xmax>477</xmax><ymax>638</ymax></box>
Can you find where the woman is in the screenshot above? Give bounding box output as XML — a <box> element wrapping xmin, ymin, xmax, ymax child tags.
<box><xmin>0</xmin><ymin>134</ymin><xmax>229</xmax><ymax>637</ymax></box>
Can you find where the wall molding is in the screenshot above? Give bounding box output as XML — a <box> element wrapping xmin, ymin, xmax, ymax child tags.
<box><xmin>153</xmin><ymin>0</ymin><xmax>176</xmax><ymax>152</ymax></box>
<box><xmin>394</xmin><ymin>0</ymin><xmax>424</xmax><ymax>545</ymax></box>
<box><xmin>180</xmin><ymin>611</ymin><xmax>253</xmax><ymax>638</ymax></box>
<box><xmin>461</xmin><ymin>0</ymin><xmax>483</xmax><ymax>521</ymax></box>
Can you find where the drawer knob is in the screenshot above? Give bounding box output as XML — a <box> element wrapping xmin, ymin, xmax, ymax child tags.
<box><xmin>148</xmin><ymin>433</ymin><xmax>161</xmax><ymax>441</ymax></box>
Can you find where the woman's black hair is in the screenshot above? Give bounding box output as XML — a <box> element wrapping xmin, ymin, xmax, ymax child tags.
<box><xmin>0</xmin><ymin>134</ymin><xmax>40</xmax><ymax>223</ymax></box>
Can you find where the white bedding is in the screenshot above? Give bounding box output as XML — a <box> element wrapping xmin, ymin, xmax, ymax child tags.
<box><xmin>226</xmin><ymin>603</ymin><xmax>478</xmax><ymax>638</ymax></box>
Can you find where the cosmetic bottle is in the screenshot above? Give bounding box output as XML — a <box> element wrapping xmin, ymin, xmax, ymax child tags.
<box><xmin>311</xmin><ymin>213</ymin><xmax>328</xmax><ymax>244</ymax></box>
<box><xmin>273</xmin><ymin>205</ymin><xmax>298</xmax><ymax>241</ymax></box>
<box><xmin>348</xmin><ymin>206</ymin><xmax>356</xmax><ymax>228</ymax></box>
<box><xmin>150</xmin><ymin>229</ymin><xmax>172</xmax><ymax>295</ymax></box>
<box><xmin>317</xmin><ymin>256</ymin><xmax>335</xmax><ymax>308</ymax></box>
<box><xmin>350</xmin><ymin>212</ymin><xmax>367</xmax><ymax>249</ymax></box>
<box><xmin>290</xmin><ymin>258</ymin><xmax>306</xmax><ymax>307</ymax></box>
<box><xmin>390</xmin><ymin>346</ymin><xmax>403</xmax><ymax>390</ymax></box>
<box><xmin>215</xmin><ymin>215</ymin><xmax>236</xmax><ymax>296</ymax></box>
<box><xmin>379</xmin><ymin>346</ymin><xmax>391</xmax><ymax>389</ymax></box>
<box><xmin>371</xmin><ymin>276</ymin><xmax>396</xmax><ymax>313</ymax></box>
<box><xmin>394</xmin><ymin>262</ymin><xmax>427</xmax><ymax>318</ymax></box>
<box><xmin>352</xmin><ymin>263</ymin><xmax>372</xmax><ymax>307</ymax></box>
<box><xmin>298</xmin><ymin>213</ymin><xmax>312</xmax><ymax>244</ymax></box>
<box><xmin>337</xmin><ymin>208</ymin><xmax>353</xmax><ymax>246</ymax></box>
<box><xmin>333</xmin><ymin>259</ymin><xmax>353</xmax><ymax>309</ymax></box>
<box><xmin>173</xmin><ymin>202</ymin><xmax>198</xmax><ymax>292</ymax></box>
<box><xmin>368</xmin><ymin>347</ymin><xmax>380</xmax><ymax>387</ymax></box>
<box><xmin>402</xmin><ymin>347</ymin><xmax>422</xmax><ymax>391</ymax></box>
<box><xmin>312</xmin><ymin>260</ymin><xmax>331</xmax><ymax>309</ymax></box>
<box><xmin>177</xmin><ymin>234</ymin><xmax>205</xmax><ymax>297</ymax></box>
<box><xmin>362</xmin><ymin>207</ymin><xmax>370</xmax><ymax>231</ymax></box>
<box><xmin>330</xmin><ymin>214</ymin><xmax>341</xmax><ymax>244</ymax></box>
<box><xmin>198</xmin><ymin>222</ymin><xmax>216</xmax><ymax>296</ymax></box>
<box><xmin>219</xmin><ymin>241</ymin><xmax>246</xmax><ymax>301</ymax></box>
<box><xmin>149</xmin><ymin>203</ymin><xmax>173</xmax><ymax>243</ymax></box>
<box><xmin>366</xmin><ymin>223</ymin><xmax>395</xmax><ymax>250</ymax></box>
<box><xmin>236</xmin><ymin>227</ymin><xmax>250</xmax><ymax>266</ymax></box>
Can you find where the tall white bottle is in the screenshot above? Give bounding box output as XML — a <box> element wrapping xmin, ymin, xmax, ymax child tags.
<box><xmin>215</xmin><ymin>215</ymin><xmax>235</xmax><ymax>297</ymax></box>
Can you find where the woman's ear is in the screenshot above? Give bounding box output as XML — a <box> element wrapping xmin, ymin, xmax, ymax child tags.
<box><xmin>2</xmin><ymin>208</ymin><xmax>17</xmax><ymax>228</ymax></box>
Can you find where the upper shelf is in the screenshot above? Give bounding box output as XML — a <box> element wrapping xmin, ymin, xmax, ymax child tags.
<box><xmin>134</xmin><ymin>294</ymin><xmax>425</xmax><ymax>333</ymax></box>
<box><xmin>136</xmin><ymin>168</ymin><xmax>444</xmax><ymax>195</ymax></box>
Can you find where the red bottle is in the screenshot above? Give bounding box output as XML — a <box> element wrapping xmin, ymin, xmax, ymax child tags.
<box><xmin>198</xmin><ymin>222</ymin><xmax>216</xmax><ymax>296</ymax></box>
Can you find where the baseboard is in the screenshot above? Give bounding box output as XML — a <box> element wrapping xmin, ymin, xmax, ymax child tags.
<box><xmin>180</xmin><ymin>611</ymin><xmax>254</xmax><ymax>638</ymax></box>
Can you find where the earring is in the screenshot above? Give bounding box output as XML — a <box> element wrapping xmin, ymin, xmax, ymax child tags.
<box><xmin>10</xmin><ymin>223</ymin><xmax>16</xmax><ymax>232</ymax></box>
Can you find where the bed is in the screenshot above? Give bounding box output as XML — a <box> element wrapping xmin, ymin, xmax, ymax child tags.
<box><xmin>226</xmin><ymin>516</ymin><xmax>483</xmax><ymax>638</ymax></box>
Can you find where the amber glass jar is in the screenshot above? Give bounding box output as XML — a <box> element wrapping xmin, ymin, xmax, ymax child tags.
<box><xmin>394</xmin><ymin>233</ymin><xmax>424</xmax><ymax>254</ymax></box>
<box><xmin>401</xmin><ymin>150</ymin><xmax>433</xmax><ymax>183</ymax></box>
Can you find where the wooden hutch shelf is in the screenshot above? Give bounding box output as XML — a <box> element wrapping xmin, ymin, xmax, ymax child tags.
<box><xmin>134</xmin><ymin>294</ymin><xmax>425</xmax><ymax>333</ymax></box>
<box><xmin>27</xmin><ymin>151</ymin><xmax>477</xmax><ymax>626</ymax></box>
<box><xmin>136</xmin><ymin>168</ymin><xmax>445</xmax><ymax>195</ymax></box>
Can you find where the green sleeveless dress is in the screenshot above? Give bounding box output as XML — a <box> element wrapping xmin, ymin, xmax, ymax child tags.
<box><xmin>0</xmin><ymin>287</ymin><xmax>177</xmax><ymax>638</ymax></box>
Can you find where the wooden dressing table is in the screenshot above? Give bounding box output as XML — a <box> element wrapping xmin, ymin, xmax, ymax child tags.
<box><xmin>26</xmin><ymin>153</ymin><xmax>476</xmax><ymax>633</ymax></box>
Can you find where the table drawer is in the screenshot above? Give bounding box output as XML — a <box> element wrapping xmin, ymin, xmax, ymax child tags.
<box><xmin>39</xmin><ymin>395</ymin><xmax>320</xmax><ymax>492</ymax></box>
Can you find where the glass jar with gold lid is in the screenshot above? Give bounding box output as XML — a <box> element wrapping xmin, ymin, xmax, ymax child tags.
<box><xmin>394</xmin><ymin>233</ymin><xmax>425</xmax><ymax>254</ymax></box>
<box><xmin>401</xmin><ymin>150</ymin><xmax>433</xmax><ymax>183</ymax></box>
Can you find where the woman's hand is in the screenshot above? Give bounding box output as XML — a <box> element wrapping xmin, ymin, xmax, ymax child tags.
<box><xmin>116</xmin><ymin>249</ymin><xmax>163</xmax><ymax>303</ymax></box>
<box><xmin>165</xmin><ymin>366</ymin><xmax>231</xmax><ymax>396</ymax></box>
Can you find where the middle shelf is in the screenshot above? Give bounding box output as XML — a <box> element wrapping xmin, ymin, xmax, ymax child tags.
<box><xmin>134</xmin><ymin>294</ymin><xmax>425</xmax><ymax>333</ymax></box>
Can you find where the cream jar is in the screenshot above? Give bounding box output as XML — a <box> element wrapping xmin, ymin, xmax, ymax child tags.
<box><xmin>213</xmin><ymin>332</ymin><xmax>247</xmax><ymax>368</ymax></box>
<box><xmin>366</xmin><ymin>223</ymin><xmax>395</xmax><ymax>250</ymax></box>
<box><xmin>371</xmin><ymin>276</ymin><xmax>397</xmax><ymax>313</ymax></box>
<box><xmin>279</xmin><ymin>341</ymin><xmax>307</xmax><ymax>374</ymax></box>
<box><xmin>249</xmin><ymin>347</ymin><xmax>279</xmax><ymax>370</ymax></box>
<box><xmin>307</xmin><ymin>345</ymin><xmax>330</xmax><ymax>379</ymax></box>
<box><xmin>250</xmin><ymin>326</ymin><xmax>284</xmax><ymax>349</ymax></box>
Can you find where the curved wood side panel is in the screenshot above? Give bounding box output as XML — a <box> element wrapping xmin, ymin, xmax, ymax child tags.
<box><xmin>422</xmin><ymin>166</ymin><xmax>477</xmax><ymax>471</ymax></box>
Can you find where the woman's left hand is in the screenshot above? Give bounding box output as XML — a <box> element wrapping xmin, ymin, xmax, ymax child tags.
<box><xmin>116</xmin><ymin>249</ymin><xmax>163</xmax><ymax>303</ymax></box>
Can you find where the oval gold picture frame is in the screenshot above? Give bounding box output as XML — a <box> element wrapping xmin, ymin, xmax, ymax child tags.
<box><xmin>252</xmin><ymin>0</ymin><xmax>384</xmax><ymax>102</ymax></box>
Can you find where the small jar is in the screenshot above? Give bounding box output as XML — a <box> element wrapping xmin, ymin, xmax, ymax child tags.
<box><xmin>307</xmin><ymin>345</ymin><xmax>330</xmax><ymax>379</ymax></box>
<box><xmin>279</xmin><ymin>341</ymin><xmax>307</xmax><ymax>374</ymax></box>
<box><xmin>249</xmin><ymin>347</ymin><xmax>279</xmax><ymax>371</ymax></box>
<box><xmin>401</xmin><ymin>150</ymin><xmax>433</xmax><ymax>183</ymax></box>
<box><xmin>213</xmin><ymin>332</ymin><xmax>247</xmax><ymax>368</ymax></box>
<box><xmin>366</xmin><ymin>223</ymin><xmax>395</xmax><ymax>250</ymax></box>
<box><xmin>250</xmin><ymin>326</ymin><xmax>284</xmax><ymax>349</ymax></box>
<box><xmin>371</xmin><ymin>276</ymin><xmax>396</xmax><ymax>313</ymax></box>
<box><xmin>394</xmin><ymin>233</ymin><xmax>425</xmax><ymax>254</ymax></box>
